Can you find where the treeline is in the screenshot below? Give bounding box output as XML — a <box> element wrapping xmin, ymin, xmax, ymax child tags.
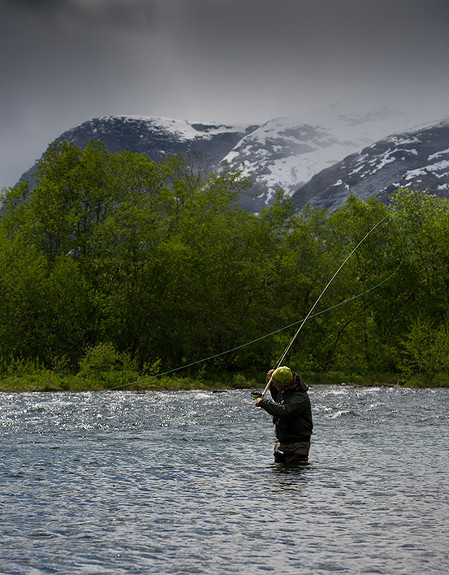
<box><xmin>1</xmin><ymin>140</ymin><xmax>449</xmax><ymax>389</ymax></box>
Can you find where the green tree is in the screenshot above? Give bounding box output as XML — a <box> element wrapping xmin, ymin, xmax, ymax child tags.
<box><xmin>3</xmin><ymin>135</ymin><xmax>449</xmax><ymax>387</ymax></box>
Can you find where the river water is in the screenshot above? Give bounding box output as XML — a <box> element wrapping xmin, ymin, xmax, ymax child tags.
<box><xmin>0</xmin><ymin>385</ymin><xmax>448</xmax><ymax>574</ymax></box>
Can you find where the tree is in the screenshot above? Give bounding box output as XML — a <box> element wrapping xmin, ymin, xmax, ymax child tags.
<box><xmin>2</xmin><ymin>136</ymin><xmax>449</xmax><ymax>385</ymax></box>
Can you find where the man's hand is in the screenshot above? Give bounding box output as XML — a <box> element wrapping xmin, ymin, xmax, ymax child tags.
<box><xmin>255</xmin><ymin>397</ymin><xmax>263</xmax><ymax>407</ymax></box>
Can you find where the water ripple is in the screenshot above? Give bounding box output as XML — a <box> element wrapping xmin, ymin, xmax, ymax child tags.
<box><xmin>0</xmin><ymin>387</ymin><xmax>448</xmax><ymax>574</ymax></box>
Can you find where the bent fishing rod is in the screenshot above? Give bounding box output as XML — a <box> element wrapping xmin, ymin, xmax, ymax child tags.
<box><xmin>255</xmin><ymin>214</ymin><xmax>390</xmax><ymax>399</ymax></box>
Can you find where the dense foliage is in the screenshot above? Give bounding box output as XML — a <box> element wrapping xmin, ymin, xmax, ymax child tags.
<box><xmin>1</xmin><ymin>140</ymin><xmax>449</xmax><ymax>388</ymax></box>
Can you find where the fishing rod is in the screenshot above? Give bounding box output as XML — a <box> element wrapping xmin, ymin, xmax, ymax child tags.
<box><xmin>254</xmin><ymin>214</ymin><xmax>390</xmax><ymax>399</ymax></box>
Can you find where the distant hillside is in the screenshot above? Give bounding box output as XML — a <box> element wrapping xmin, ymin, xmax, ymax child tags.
<box><xmin>53</xmin><ymin>115</ymin><xmax>256</xmax><ymax>167</ymax></box>
<box><xmin>291</xmin><ymin>120</ymin><xmax>449</xmax><ymax>211</ymax></box>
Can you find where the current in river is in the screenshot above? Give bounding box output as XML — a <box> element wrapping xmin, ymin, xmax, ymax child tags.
<box><xmin>0</xmin><ymin>385</ymin><xmax>448</xmax><ymax>574</ymax></box>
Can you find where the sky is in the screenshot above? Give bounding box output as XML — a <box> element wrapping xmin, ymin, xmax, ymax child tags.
<box><xmin>1</xmin><ymin>0</ymin><xmax>448</xmax><ymax>188</ymax></box>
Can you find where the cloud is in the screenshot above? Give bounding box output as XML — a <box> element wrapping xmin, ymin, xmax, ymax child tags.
<box><xmin>1</xmin><ymin>0</ymin><xmax>157</xmax><ymax>29</ymax></box>
<box><xmin>1</xmin><ymin>0</ymin><xmax>448</xmax><ymax>188</ymax></box>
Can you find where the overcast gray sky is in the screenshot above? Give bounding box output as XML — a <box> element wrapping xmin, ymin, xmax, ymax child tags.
<box><xmin>1</xmin><ymin>0</ymin><xmax>448</xmax><ymax>188</ymax></box>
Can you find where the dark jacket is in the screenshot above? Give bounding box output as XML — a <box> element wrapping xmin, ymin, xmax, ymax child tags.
<box><xmin>258</xmin><ymin>374</ymin><xmax>313</xmax><ymax>443</ymax></box>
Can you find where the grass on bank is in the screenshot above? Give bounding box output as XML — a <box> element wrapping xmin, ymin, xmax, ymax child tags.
<box><xmin>1</xmin><ymin>343</ymin><xmax>448</xmax><ymax>392</ymax></box>
<box><xmin>0</xmin><ymin>368</ymin><xmax>260</xmax><ymax>393</ymax></box>
<box><xmin>0</xmin><ymin>366</ymin><xmax>448</xmax><ymax>392</ymax></box>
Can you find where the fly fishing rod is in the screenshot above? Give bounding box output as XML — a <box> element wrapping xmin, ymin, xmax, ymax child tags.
<box><xmin>254</xmin><ymin>214</ymin><xmax>390</xmax><ymax>399</ymax></box>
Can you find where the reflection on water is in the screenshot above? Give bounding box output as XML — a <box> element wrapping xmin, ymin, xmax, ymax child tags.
<box><xmin>0</xmin><ymin>386</ymin><xmax>448</xmax><ymax>574</ymax></box>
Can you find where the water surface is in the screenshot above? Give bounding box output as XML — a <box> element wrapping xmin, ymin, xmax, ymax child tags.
<box><xmin>1</xmin><ymin>386</ymin><xmax>448</xmax><ymax>574</ymax></box>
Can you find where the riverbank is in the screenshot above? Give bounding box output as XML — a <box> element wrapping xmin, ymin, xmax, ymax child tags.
<box><xmin>0</xmin><ymin>369</ymin><xmax>447</xmax><ymax>392</ymax></box>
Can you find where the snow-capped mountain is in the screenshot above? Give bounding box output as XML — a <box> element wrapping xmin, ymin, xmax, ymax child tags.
<box><xmin>220</xmin><ymin>107</ymin><xmax>415</xmax><ymax>207</ymax></box>
<box><xmin>291</xmin><ymin>119</ymin><xmax>449</xmax><ymax>211</ymax></box>
<box><xmin>21</xmin><ymin>106</ymin><xmax>449</xmax><ymax>212</ymax></box>
<box><xmin>41</xmin><ymin>115</ymin><xmax>258</xmax><ymax>210</ymax></box>
<box><xmin>52</xmin><ymin>115</ymin><xmax>257</xmax><ymax>167</ymax></box>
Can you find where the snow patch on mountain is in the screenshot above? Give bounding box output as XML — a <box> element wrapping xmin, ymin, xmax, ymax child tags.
<box><xmin>292</xmin><ymin>119</ymin><xmax>449</xmax><ymax>210</ymax></box>
<box><xmin>220</xmin><ymin>107</ymin><xmax>419</xmax><ymax>205</ymax></box>
<box><xmin>102</xmin><ymin>115</ymin><xmax>250</xmax><ymax>141</ymax></box>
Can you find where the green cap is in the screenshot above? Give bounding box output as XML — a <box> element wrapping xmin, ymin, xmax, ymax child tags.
<box><xmin>272</xmin><ymin>366</ymin><xmax>293</xmax><ymax>388</ymax></box>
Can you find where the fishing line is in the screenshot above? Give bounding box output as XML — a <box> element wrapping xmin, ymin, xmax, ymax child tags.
<box><xmin>108</xmin><ymin>212</ymin><xmax>402</xmax><ymax>391</ymax></box>
<box><xmin>273</xmin><ymin>214</ymin><xmax>391</xmax><ymax>370</ymax></box>
<box><xmin>259</xmin><ymin>214</ymin><xmax>393</xmax><ymax>396</ymax></box>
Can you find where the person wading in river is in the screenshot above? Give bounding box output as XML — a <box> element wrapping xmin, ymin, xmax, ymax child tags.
<box><xmin>255</xmin><ymin>366</ymin><xmax>313</xmax><ymax>464</ymax></box>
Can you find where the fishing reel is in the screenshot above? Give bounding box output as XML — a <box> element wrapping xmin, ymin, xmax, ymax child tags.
<box><xmin>251</xmin><ymin>391</ymin><xmax>263</xmax><ymax>400</ymax></box>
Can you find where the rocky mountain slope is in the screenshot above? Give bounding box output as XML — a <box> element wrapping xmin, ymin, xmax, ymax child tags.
<box><xmin>53</xmin><ymin>115</ymin><xmax>256</xmax><ymax>168</ymax></box>
<box><xmin>291</xmin><ymin>120</ymin><xmax>449</xmax><ymax>211</ymax></box>
<box><xmin>220</xmin><ymin>107</ymin><xmax>414</xmax><ymax>207</ymax></box>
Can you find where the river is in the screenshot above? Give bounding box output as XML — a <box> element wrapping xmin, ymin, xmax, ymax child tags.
<box><xmin>0</xmin><ymin>385</ymin><xmax>448</xmax><ymax>574</ymax></box>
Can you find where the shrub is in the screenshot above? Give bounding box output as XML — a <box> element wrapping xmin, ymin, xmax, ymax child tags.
<box><xmin>399</xmin><ymin>319</ymin><xmax>449</xmax><ymax>377</ymax></box>
<box><xmin>78</xmin><ymin>342</ymin><xmax>139</xmax><ymax>388</ymax></box>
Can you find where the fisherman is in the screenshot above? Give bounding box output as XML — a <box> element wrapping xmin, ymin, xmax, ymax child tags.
<box><xmin>254</xmin><ymin>365</ymin><xmax>313</xmax><ymax>464</ymax></box>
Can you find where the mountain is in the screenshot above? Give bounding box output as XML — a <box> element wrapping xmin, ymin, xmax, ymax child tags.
<box><xmin>220</xmin><ymin>107</ymin><xmax>415</xmax><ymax>207</ymax></box>
<box><xmin>20</xmin><ymin>107</ymin><xmax>449</xmax><ymax>212</ymax></box>
<box><xmin>51</xmin><ymin>115</ymin><xmax>258</xmax><ymax>167</ymax></box>
<box><xmin>291</xmin><ymin>119</ymin><xmax>449</xmax><ymax>211</ymax></box>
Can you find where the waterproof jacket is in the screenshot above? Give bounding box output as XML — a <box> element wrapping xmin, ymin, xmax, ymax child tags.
<box><xmin>258</xmin><ymin>374</ymin><xmax>313</xmax><ymax>443</ymax></box>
